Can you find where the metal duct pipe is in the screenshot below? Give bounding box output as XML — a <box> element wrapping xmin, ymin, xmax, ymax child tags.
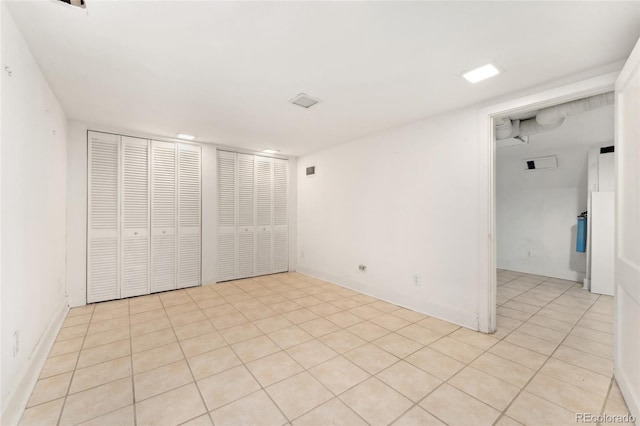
<box><xmin>495</xmin><ymin>117</ymin><xmax>519</xmax><ymax>140</ymax></box>
<box><xmin>520</xmin><ymin>116</ymin><xmax>565</xmax><ymax>136</ymax></box>
<box><xmin>536</xmin><ymin>92</ymin><xmax>614</xmax><ymax>126</ymax></box>
<box><xmin>495</xmin><ymin>92</ymin><xmax>613</xmax><ymax>140</ymax></box>
<box><xmin>495</xmin><ymin>115</ymin><xmax>562</xmax><ymax>140</ymax></box>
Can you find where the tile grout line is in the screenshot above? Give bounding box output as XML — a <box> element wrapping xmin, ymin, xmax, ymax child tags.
<box><xmin>56</xmin><ymin>290</ymin><xmax>440</xmax><ymax>417</ymax></box>
<box><xmin>193</xmin><ymin>287</ymin><xmax>228</xmax><ymax>426</ymax></box>
<box><xmin>492</xmin><ymin>279</ymin><xmax>606</xmax><ymax>424</ymax></box>
<box><xmin>148</xmin><ymin>285</ymin><xmax>442</xmax><ymax>423</ymax></box>
<box><xmin>201</xmin><ymin>282</ymin><xmax>316</xmax><ymax>423</ymax></box>
<box><xmin>128</xmin><ymin>300</ymin><xmax>137</xmax><ymax>426</ymax></box>
<box><xmin>25</xmin><ymin>271</ymin><xmax>622</xmax><ymax>426</ymax></box>
<box><xmin>491</xmin><ymin>273</ymin><xmax>561</xmax><ymax>425</ymax></box>
<box><xmin>169</xmin><ymin>283</ymin><xmax>423</xmax><ymax>424</ymax></box>
<box><xmin>214</xmin><ymin>277</ymin><xmax>327</xmax><ymax>422</ymax></box>
<box><xmin>56</xmin><ymin>303</ymin><xmax>135</xmax><ymax>426</ymax></box>
<box><xmin>171</xmin><ymin>289</ymin><xmax>219</xmax><ymax>426</ymax></box>
<box><xmin>599</xmin><ymin>376</ymin><xmax>616</xmax><ymax>423</ymax></box>
<box><xmin>54</xmin><ymin>304</ymin><xmax>95</xmax><ymax>426</ymax></box>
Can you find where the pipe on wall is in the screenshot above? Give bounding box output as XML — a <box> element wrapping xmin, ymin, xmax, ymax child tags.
<box><xmin>495</xmin><ymin>92</ymin><xmax>613</xmax><ymax>140</ymax></box>
<box><xmin>535</xmin><ymin>92</ymin><xmax>614</xmax><ymax>126</ymax></box>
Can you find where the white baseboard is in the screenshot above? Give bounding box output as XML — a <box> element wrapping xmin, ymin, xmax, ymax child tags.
<box><xmin>1</xmin><ymin>299</ymin><xmax>69</xmax><ymax>426</ymax></box>
<box><xmin>614</xmin><ymin>366</ymin><xmax>639</xmax><ymax>422</ymax></box>
<box><xmin>496</xmin><ymin>264</ymin><xmax>586</xmax><ymax>282</ymax></box>
<box><xmin>296</xmin><ymin>266</ymin><xmax>478</xmax><ymax>331</ymax></box>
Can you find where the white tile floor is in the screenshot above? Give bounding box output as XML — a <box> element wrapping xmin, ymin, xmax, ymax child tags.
<box><xmin>19</xmin><ymin>270</ymin><xmax>634</xmax><ymax>425</ymax></box>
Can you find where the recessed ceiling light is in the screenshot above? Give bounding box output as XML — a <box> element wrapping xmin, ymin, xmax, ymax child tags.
<box><xmin>262</xmin><ymin>149</ymin><xmax>279</xmax><ymax>154</ymax></box>
<box><xmin>290</xmin><ymin>93</ymin><xmax>320</xmax><ymax>109</ymax></box>
<box><xmin>176</xmin><ymin>133</ymin><xmax>195</xmax><ymax>140</ymax></box>
<box><xmin>462</xmin><ymin>63</ymin><xmax>500</xmax><ymax>84</ymax></box>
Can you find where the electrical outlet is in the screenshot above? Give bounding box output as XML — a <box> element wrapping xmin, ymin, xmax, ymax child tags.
<box><xmin>13</xmin><ymin>331</ymin><xmax>19</xmax><ymax>357</ymax></box>
<box><xmin>413</xmin><ymin>274</ymin><xmax>420</xmax><ymax>286</ymax></box>
<box><xmin>526</xmin><ymin>250</ymin><xmax>532</xmax><ymax>257</ymax></box>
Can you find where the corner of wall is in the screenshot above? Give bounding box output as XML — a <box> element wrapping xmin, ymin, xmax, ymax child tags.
<box><xmin>296</xmin><ymin>266</ymin><xmax>479</xmax><ymax>330</ymax></box>
<box><xmin>66</xmin><ymin>121</ymin><xmax>88</xmax><ymax>307</ymax></box>
<box><xmin>1</xmin><ymin>301</ymin><xmax>68</xmax><ymax>426</ymax></box>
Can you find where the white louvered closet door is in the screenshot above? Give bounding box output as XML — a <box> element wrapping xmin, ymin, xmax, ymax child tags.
<box><xmin>151</xmin><ymin>140</ymin><xmax>177</xmax><ymax>292</ymax></box>
<box><xmin>217</xmin><ymin>150</ymin><xmax>237</xmax><ymax>281</ymax></box>
<box><xmin>273</xmin><ymin>158</ymin><xmax>289</xmax><ymax>273</ymax></box>
<box><xmin>121</xmin><ymin>137</ymin><xmax>150</xmax><ymax>298</ymax></box>
<box><xmin>177</xmin><ymin>143</ymin><xmax>202</xmax><ymax>288</ymax></box>
<box><xmin>255</xmin><ymin>156</ymin><xmax>274</xmax><ymax>276</ymax></box>
<box><xmin>237</xmin><ymin>153</ymin><xmax>255</xmax><ymax>279</ymax></box>
<box><xmin>88</xmin><ymin>131</ymin><xmax>121</xmax><ymax>303</ymax></box>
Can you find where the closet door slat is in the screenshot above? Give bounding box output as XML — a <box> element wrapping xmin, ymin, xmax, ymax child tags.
<box><xmin>151</xmin><ymin>140</ymin><xmax>177</xmax><ymax>292</ymax></box>
<box><xmin>255</xmin><ymin>156</ymin><xmax>273</xmax><ymax>276</ymax></box>
<box><xmin>217</xmin><ymin>150</ymin><xmax>237</xmax><ymax>281</ymax></box>
<box><xmin>237</xmin><ymin>153</ymin><xmax>255</xmax><ymax>279</ymax></box>
<box><xmin>121</xmin><ymin>136</ymin><xmax>150</xmax><ymax>298</ymax></box>
<box><xmin>88</xmin><ymin>131</ymin><xmax>121</xmax><ymax>303</ymax></box>
<box><xmin>216</xmin><ymin>151</ymin><xmax>289</xmax><ymax>282</ymax></box>
<box><xmin>273</xmin><ymin>158</ymin><xmax>289</xmax><ymax>273</ymax></box>
<box><xmin>177</xmin><ymin>143</ymin><xmax>201</xmax><ymax>288</ymax></box>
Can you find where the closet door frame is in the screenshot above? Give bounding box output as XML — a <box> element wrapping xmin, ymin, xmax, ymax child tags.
<box><xmin>88</xmin><ymin>131</ymin><xmax>204</xmax><ymax>301</ymax></box>
<box><xmin>216</xmin><ymin>150</ymin><xmax>290</xmax><ymax>282</ymax></box>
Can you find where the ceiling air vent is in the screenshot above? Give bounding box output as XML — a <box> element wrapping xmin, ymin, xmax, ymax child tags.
<box><xmin>522</xmin><ymin>155</ymin><xmax>558</xmax><ymax>171</ymax></box>
<box><xmin>290</xmin><ymin>93</ymin><xmax>320</xmax><ymax>109</ymax></box>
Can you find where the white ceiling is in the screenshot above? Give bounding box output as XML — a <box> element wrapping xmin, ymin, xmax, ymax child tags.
<box><xmin>6</xmin><ymin>1</ymin><xmax>640</xmax><ymax>156</ymax></box>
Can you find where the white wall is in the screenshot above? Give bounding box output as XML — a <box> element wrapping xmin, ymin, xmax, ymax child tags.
<box><xmin>66</xmin><ymin>122</ymin><xmax>88</xmax><ymax>307</ymax></box>
<box><xmin>1</xmin><ymin>4</ymin><xmax>69</xmax><ymax>422</ymax></box>
<box><xmin>66</xmin><ymin>123</ymin><xmax>298</xmax><ymax>306</ymax></box>
<box><xmin>496</xmin><ymin>146</ymin><xmax>590</xmax><ymax>281</ymax></box>
<box><xmin>297</xmin><ymin>108</ymin><xmax>480</xmax><ymax>329</ymax></box>
<box><xmin>496</xmin><ymin>187</ymin><xmax>587</xmax><ymax>280</ymax></box>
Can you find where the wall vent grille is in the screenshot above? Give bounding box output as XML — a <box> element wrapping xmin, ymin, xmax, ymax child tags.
<box><xmin>522</xmin><ymin>155</ymin><xmax>558</xmax><ymax>171</ymax></box>
<box><xmin>306</xmin><ymin>166</ymin><xmax>316</xmax><ymax>177</ymax></box>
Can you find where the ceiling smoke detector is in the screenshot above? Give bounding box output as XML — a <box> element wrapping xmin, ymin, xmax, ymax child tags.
<box><xmin>290</xmin><ymin>93</ymin><xmax>320</xmax><ymax>109</ymax></box>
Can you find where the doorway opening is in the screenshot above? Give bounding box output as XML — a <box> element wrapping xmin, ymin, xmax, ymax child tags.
<box><xmin>476</xmin><ymin>71</ymin><xmax>619</xmax><ymax>333</ymax></box>
<box><xmin>493</xmin><ymin>93</ymin><xmax>615</xmax><ymax>341</ymax></box>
